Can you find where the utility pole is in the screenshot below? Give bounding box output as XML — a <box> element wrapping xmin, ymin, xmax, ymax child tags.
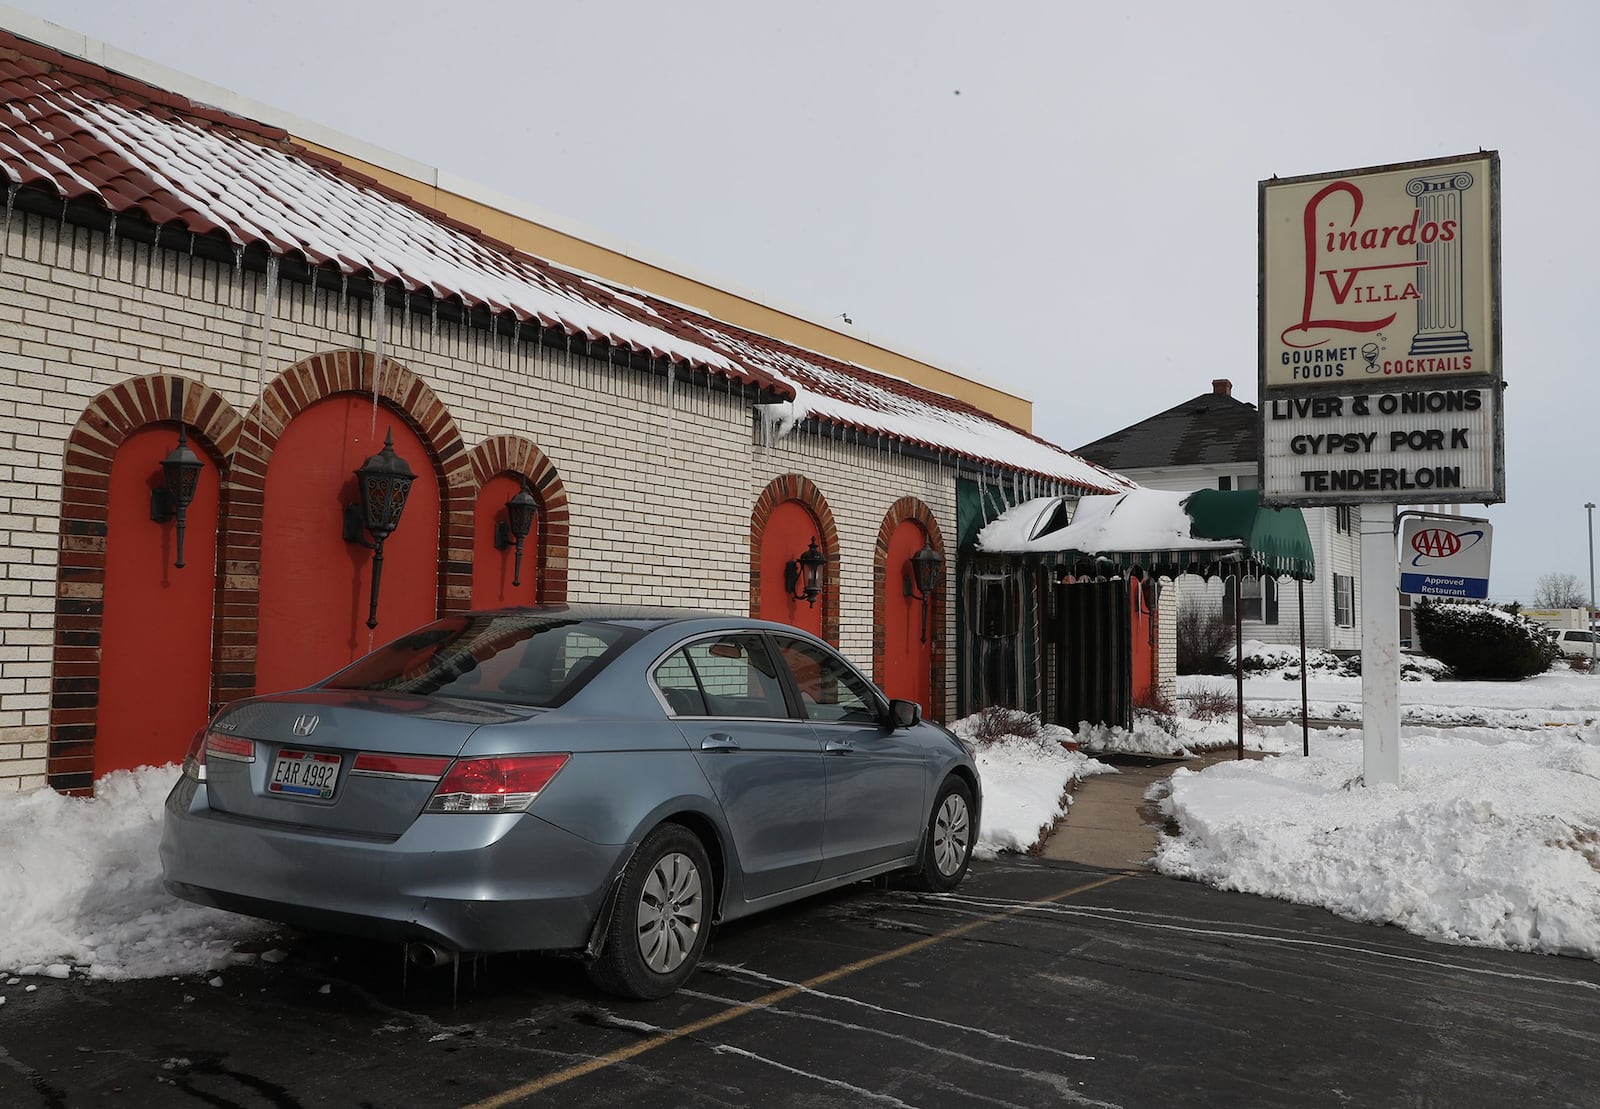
<box><xmin>1587</xmin><ymin>502</ymin><xmax>1596</xmax><ymax>672</ymax></box>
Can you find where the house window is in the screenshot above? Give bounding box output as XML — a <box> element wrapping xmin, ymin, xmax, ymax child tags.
<box><xmin>1335</xmin><ymin>506</ymin><xmax>1353</xmax><ymax>534</ymax></box>
<box><xmin>1223</xmin><ymin>575</ymin><xmax>1279</xmax><ymax>625</ymax></box>
<box><xmin>1218</xmin><ymin>476</ymin><xmax>1232</xmax><ymax>491</ymax></box>
<box><xmin>1334</xmin><ymin>573</ymin><xmax>1355</xmax><ymax>627</ymax></box>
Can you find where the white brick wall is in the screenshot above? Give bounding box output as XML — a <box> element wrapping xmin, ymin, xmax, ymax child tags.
<box><xmin>1</xmin><ymin>211</ymin><xmax>961</xmax><ymax>788</ymax></box>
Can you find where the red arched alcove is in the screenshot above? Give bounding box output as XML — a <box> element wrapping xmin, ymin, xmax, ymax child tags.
<box><xmin>257</xmin><ymin>397</ymin><xmax>440</xmax><ymax>693</ymax></box>
<box><xmin>97</xmin><ymin>424</ymin><xmax>219</xmax><ymax>775</ymax></box>
<box><xmin>757</xmin><ymin>500</ymin><xmax>825</xmax><ymax>638</ymax></box>
<box><xmin>881</xmin><ymin>519</ymin><xmax>934</xmax><ymax>713</ymax></box>
<box><xmin>471</xmin><ymin>472</ymin><xmax>539</xmax><ymax>607</ymax></box>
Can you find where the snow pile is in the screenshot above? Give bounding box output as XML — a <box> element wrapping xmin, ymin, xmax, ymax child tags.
<box><xmin>1074</xmin><ymin>716</ymin><xmax>1188</xmax><ymax>756</ymax></box>
<box><xmin>0</xmin><ymin>766</ymin><xmax>266</xmax><ymax>979</ymax></box>
<box><xmin>947</xmin><ymin>711</ymin><xmax>1115</xmax><ymax>858</ymax></box>
<box><xmin>4</xmin><ymin>672</ymin><xmax>1599</xmax><ymax>980</ymax></box>
<box><xmin>1156</xmin><ymin>729</ymin><xmax>1600</xmax><ymax>959</ymax></box>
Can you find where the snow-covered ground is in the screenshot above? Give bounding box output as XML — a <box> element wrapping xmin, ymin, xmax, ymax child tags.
<box><xmin>3</xmin><ymin>655</ymin><xmax>1597</xmax><ymax>990</ymax></box>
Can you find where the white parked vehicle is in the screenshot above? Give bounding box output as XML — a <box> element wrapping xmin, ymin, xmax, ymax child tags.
<box><xmin>1550</xmin><ymin>628</ymin><xmax>1599</xmax><ymax>659</ymax></box>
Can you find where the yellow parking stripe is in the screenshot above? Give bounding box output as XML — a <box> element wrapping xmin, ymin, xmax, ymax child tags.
<box><xmin>462</xmin><ymin>872</ymin><xmax>1131</xmax><ymax>1108</ymax></box>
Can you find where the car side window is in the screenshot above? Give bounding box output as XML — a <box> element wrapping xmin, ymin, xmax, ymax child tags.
<box><xmin>773</xmin><ymin>636</ymin><xmax>881</xmax><ymax>725</ymax></box>
<box><xmin>655</xmin><ymin>634</ymin><xmax>791</xmax><ymax>719</ymax></box>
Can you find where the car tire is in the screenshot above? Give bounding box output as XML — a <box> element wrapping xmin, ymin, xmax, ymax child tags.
<box><xmin>588</xmin><ymin>823</ymin><xmax>713</xmax><ymax>1000</ymax></box>
<box><xmin>908</xmin><ymin>776</ymin><xmax>975</xmax><ymax>892</ymax></box>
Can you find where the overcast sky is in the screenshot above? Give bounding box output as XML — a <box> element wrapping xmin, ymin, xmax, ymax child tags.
<box><xmin>7</xmin><ymin>0</ymin><xmax>1597</xmax><ymax>605</ymax></box>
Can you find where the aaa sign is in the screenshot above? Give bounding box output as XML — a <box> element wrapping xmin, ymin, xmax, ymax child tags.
<box><xmin>1399</xmin><ymin>518</ymin><xmax>1493</xmax><ymax>600</ymax></box>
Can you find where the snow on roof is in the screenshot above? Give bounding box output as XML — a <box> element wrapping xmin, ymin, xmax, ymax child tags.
<box><xmin>0</xmin><ymin>30</ymin><xmax>1127</xmax><ymax>492</ymax></box>
<box><xmin>695</xmin><ymin>318</ymin><xmax>1135</xmax><ymax>491</ymax></box>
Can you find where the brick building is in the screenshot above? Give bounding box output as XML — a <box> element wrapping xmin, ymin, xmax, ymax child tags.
<box><xmin>0</xmin><ymin>22</ymin><xmax>1131</xmax><ymax>793</ymax></box>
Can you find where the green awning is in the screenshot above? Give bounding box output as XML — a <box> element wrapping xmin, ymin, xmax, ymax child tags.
<box><xmin>974</xmin><ymin>489</ymin><xmax>1316</xmax><ymax>581</ymax></box>
<box><xmin>1182</xmin><ymin>489</ymin><xmax>1316</xmax><ymax>581</ymax></box>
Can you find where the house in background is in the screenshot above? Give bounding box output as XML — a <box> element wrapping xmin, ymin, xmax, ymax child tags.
<box><xmin>1073</xmin><ymin>379</ymin><xmax>1364</xmax><ymax>655</ymax></box>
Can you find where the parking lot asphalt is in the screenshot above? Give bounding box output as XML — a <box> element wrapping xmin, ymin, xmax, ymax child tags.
<box><xmin>3</xmin><ymin>856</ymin><xmax>1598</xmax><ymax>1109</ymax></box>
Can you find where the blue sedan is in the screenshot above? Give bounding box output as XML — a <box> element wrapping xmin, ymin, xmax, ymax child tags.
<box><xmin>161</xmin><ymin>607</ymin><xmax>980</xmax><ymax>998</ymax></box>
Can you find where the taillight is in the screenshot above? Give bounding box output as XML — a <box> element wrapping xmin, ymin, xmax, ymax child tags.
<box><xmin>181</xmin><ymin>729</ymin><xmax>256</xmax><ymax>781</ymax></box>
<box><xmin>425</xmin><ymin>754</ymin><xmax>569</xmax><ymax>814</ymax></box>
<box><xmin>206</xmin><ymin>733</ymin><xmax>256</xmax><ymax>762</ymax></box>
<box><xmin>351</xmin><ymin>753</ymin><xmax>453</xmax><ymax>781</ymax></box>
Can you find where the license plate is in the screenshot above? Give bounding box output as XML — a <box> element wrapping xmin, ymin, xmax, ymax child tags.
<box><xmin>269</xmin><ymin>749</ymin><xmax>342</xmax><ymax>800</ymax></box>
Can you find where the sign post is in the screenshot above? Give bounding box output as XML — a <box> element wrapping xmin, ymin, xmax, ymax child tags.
<box><xmin>1259</xmin><ymin>152</ymin><xmax>1503</xmax><ymax>786</ymax></box>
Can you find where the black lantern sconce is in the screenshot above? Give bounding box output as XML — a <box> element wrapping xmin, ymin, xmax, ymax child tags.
<box><xmin>341</xmin><ymin>429</ymin><xmax>417</xmax><ymax>630</ymax></box>
<box><xmin>902</xmin><ymin>538</ymin><xmax>944</xmax><ymax>642</ymax></box>
<box><xmin>150</xmin><ymin>425</ymin><xmax>204</xmax><ymax>569</ymax></box>
<box><xmin>492</xmin><ymin>479</ymin><xmax>539</xmax><ymax>588</ymax></box>
<box><xmin>783</xmin><ymin>537</ymin><xmax>826</xmax><ymax>607</ymax></box>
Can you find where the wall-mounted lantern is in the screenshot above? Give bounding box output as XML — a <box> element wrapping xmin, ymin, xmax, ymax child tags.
<box><xmin>492</xmin><ymin>479</ymin><xmax>539</xmax><ymax>588</ymax></box>
<box><xmin>902</xmin><ymin>538</ymin><xmax>944</xmax><ymax>642</ymax></box>
<box><xmin>784</xmin><ymin>537</ymin><xmax>826</xmax><ymax>607</ymax></box>
<box><xmin>150</xmin><ymin>425</ymin><xmax>204</xmax><ymax>569</ymax></box>
<box><xmin>341</xmin><ymin>429</ymin><xmax>417</xmax><ymax>630</ymax></box>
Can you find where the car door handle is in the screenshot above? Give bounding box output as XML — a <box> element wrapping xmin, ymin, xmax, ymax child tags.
<box><xmin>823</xmin><ymin>739</ymin><xmax>854</xmax><ymax>754</ymax></box>
<box><xmin>700</xmin><ymin>733</ymin><xmax>740</xmax><ymax>751</ymax></box>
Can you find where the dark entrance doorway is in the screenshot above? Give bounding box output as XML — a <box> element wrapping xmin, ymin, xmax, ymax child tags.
<box><xmin>1052</xmin><ymin>577</ymin><xmax>1132</xmax><ymax>731</ymax></box>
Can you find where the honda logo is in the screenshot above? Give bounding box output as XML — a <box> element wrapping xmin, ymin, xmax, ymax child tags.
<box><xmin>291</xmin><ymin>714</ymin><xmax>320</xmax><ymax>737</ymax></box>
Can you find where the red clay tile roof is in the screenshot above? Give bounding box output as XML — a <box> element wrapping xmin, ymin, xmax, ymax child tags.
<box><xmin>0</xmin><ymin>29</ymin><xmax>1130</xmax><ymax>494</ymax></box>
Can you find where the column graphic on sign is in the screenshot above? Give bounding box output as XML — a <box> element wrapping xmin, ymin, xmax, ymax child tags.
<box><xmin>1406</xmin><ymin>171</ymin><xmax>1474</xmax><ymax>356</ymax></box>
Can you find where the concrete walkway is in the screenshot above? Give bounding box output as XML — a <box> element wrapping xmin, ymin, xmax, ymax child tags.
<box><xmin>1038</xmin><ymin>749</ymin><xmax>1254</xmax><ymax>870</ymax></box>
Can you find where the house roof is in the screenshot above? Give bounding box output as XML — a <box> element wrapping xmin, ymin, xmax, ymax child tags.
<box><xmin>1073</xmin><ymin>383</ymin><xmax>1259</xmax><ymax>471</ymax></box>
<box><xmin>0</xmin><ymin>29</ymin><xmax>1130</xmax><ymax>495</ymax></box>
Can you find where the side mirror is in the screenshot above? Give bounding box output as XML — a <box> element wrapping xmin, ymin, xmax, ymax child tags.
<box><xmin>887</xmin><ymin>699</ymin><xmax>921</xmax><ymax>730</ymax></box>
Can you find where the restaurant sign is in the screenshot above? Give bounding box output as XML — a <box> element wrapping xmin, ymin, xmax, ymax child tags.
<box><xmin>1398</xmin><ymin>516</ymin><xmax>1492</xmax><ymax>599</ymax></box>
<box><xmin>1259</xmin><ymin>152</ymin><xmax>1503</xmax><ymax>506</ymax></box>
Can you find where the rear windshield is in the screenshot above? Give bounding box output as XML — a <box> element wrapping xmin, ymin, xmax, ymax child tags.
<box><xmin>323</xmin><ymin>613</ymin><xmax>641</xmax><ymax>707</ymax></box>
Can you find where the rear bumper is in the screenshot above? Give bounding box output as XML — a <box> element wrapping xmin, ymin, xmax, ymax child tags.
<box><xmin>160</xmin><ymin>776</ymin><xmax>629</xmax><ymax>952</ymax></box>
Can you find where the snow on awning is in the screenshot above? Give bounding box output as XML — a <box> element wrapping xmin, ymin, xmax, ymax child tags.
<box><xmin>976</xmin><ymin>489</ymin><xmax>1315</xmax><ymax>580</ymax></box>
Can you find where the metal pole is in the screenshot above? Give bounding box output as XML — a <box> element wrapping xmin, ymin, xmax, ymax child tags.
<box><xmin>1299</xmin><ymin>577</ymin><xmax>1309</xmax><ymax>757</ymax></box>
<box><xmin>1234</xmin><ymin>571</ymin><xmax>1244</xmax><ymax>761</ymax></box>
<box><xmin>1587</xmin><ymin>502</ymin><xmax>1596</xmax><ymax>672</ymax></box>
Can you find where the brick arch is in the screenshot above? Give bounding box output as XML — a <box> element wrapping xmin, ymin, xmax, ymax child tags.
<box><xmin>49</xmin><ymin>375</ymin><xmax>244</xmax><ymax>793</ymax></box>
<box><xmin>872</xmin><ymin>497</ymin><xmax>948</xmax><ymax>722</ymax></box>
<box><xmin>216</xmin><ymin>350</ymin><xmax>473</xmax><ymax>701</ymax></box>
<box><xmin>750</xmin><ymin>474</ymin><xmax>840</xmax><ymax>646</ymax></box>
<box><xmin>467</xmin><ymin>435</ymin><xmax>571</xmax><ymax>606</ymax></box>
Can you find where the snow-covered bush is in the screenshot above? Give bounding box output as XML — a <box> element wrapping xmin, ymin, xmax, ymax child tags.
<box><xmin>958</xmin><ymin>705</ymin><xmax>1043</xmax><ymax>747</ymax></box>
<box><xmin>1414</xmin><ymin>599</ymin><xmax>1559</xmax><ymax>680</ymax></box>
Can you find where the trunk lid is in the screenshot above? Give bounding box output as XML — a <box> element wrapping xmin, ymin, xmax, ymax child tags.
<box><xmin>199</xmin><ymin>691</ymin><xmax>529</xmax><ymax>837</ymax></box>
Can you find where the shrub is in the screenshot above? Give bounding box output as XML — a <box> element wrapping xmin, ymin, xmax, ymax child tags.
<box><xmin>1135</xmin><ymin>688</ymin><xmax>1180</xmax><ymax>735</ymax></box>
<box><xmin>1413</xmin><ymin>598</ymin><xmax>1559</xmax><ymax>680</ymax></box>
<box><xmin>1176</xmin><ymin>605</ymin><xmax>1233</xmax><ymax>674</ymax></box>
<box><xmin>961</xmin><ymin>705</ymin><xmax>1042</xmax><ymax>747</ymax></box>
<box><xmin>1184</xmin><ymin>686</ymin><xmax>1238</xmax><ymax>721</ymax></box>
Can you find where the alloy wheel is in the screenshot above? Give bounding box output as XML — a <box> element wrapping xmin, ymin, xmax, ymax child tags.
<box><xmin>932</xmin><ymin>792</ymin><xmax>971</xmax><ymax>876</ymax></box>
<box><xmin>636</xmin><ymin>850</ymin><xmax>704</xmax><ymax>973</ymax></box>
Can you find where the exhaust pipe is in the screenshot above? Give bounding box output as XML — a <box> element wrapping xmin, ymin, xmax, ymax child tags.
<box><xmin>406</xmin><ymin>941</ymin><xmax>454</xmax><ymax>969</ymax></box>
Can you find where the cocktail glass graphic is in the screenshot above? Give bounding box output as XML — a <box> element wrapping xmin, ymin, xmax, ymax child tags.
<box><xmin>1361</xmin><ymin>343</ymin><xmax>1380</xmax><ymax>373</ymax></box>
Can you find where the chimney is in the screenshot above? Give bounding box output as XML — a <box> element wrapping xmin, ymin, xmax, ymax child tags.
<box><xmin>1212</xmin><ymin>378</ymin><xmax>1232</xmax><ymax>397</ymax></box>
